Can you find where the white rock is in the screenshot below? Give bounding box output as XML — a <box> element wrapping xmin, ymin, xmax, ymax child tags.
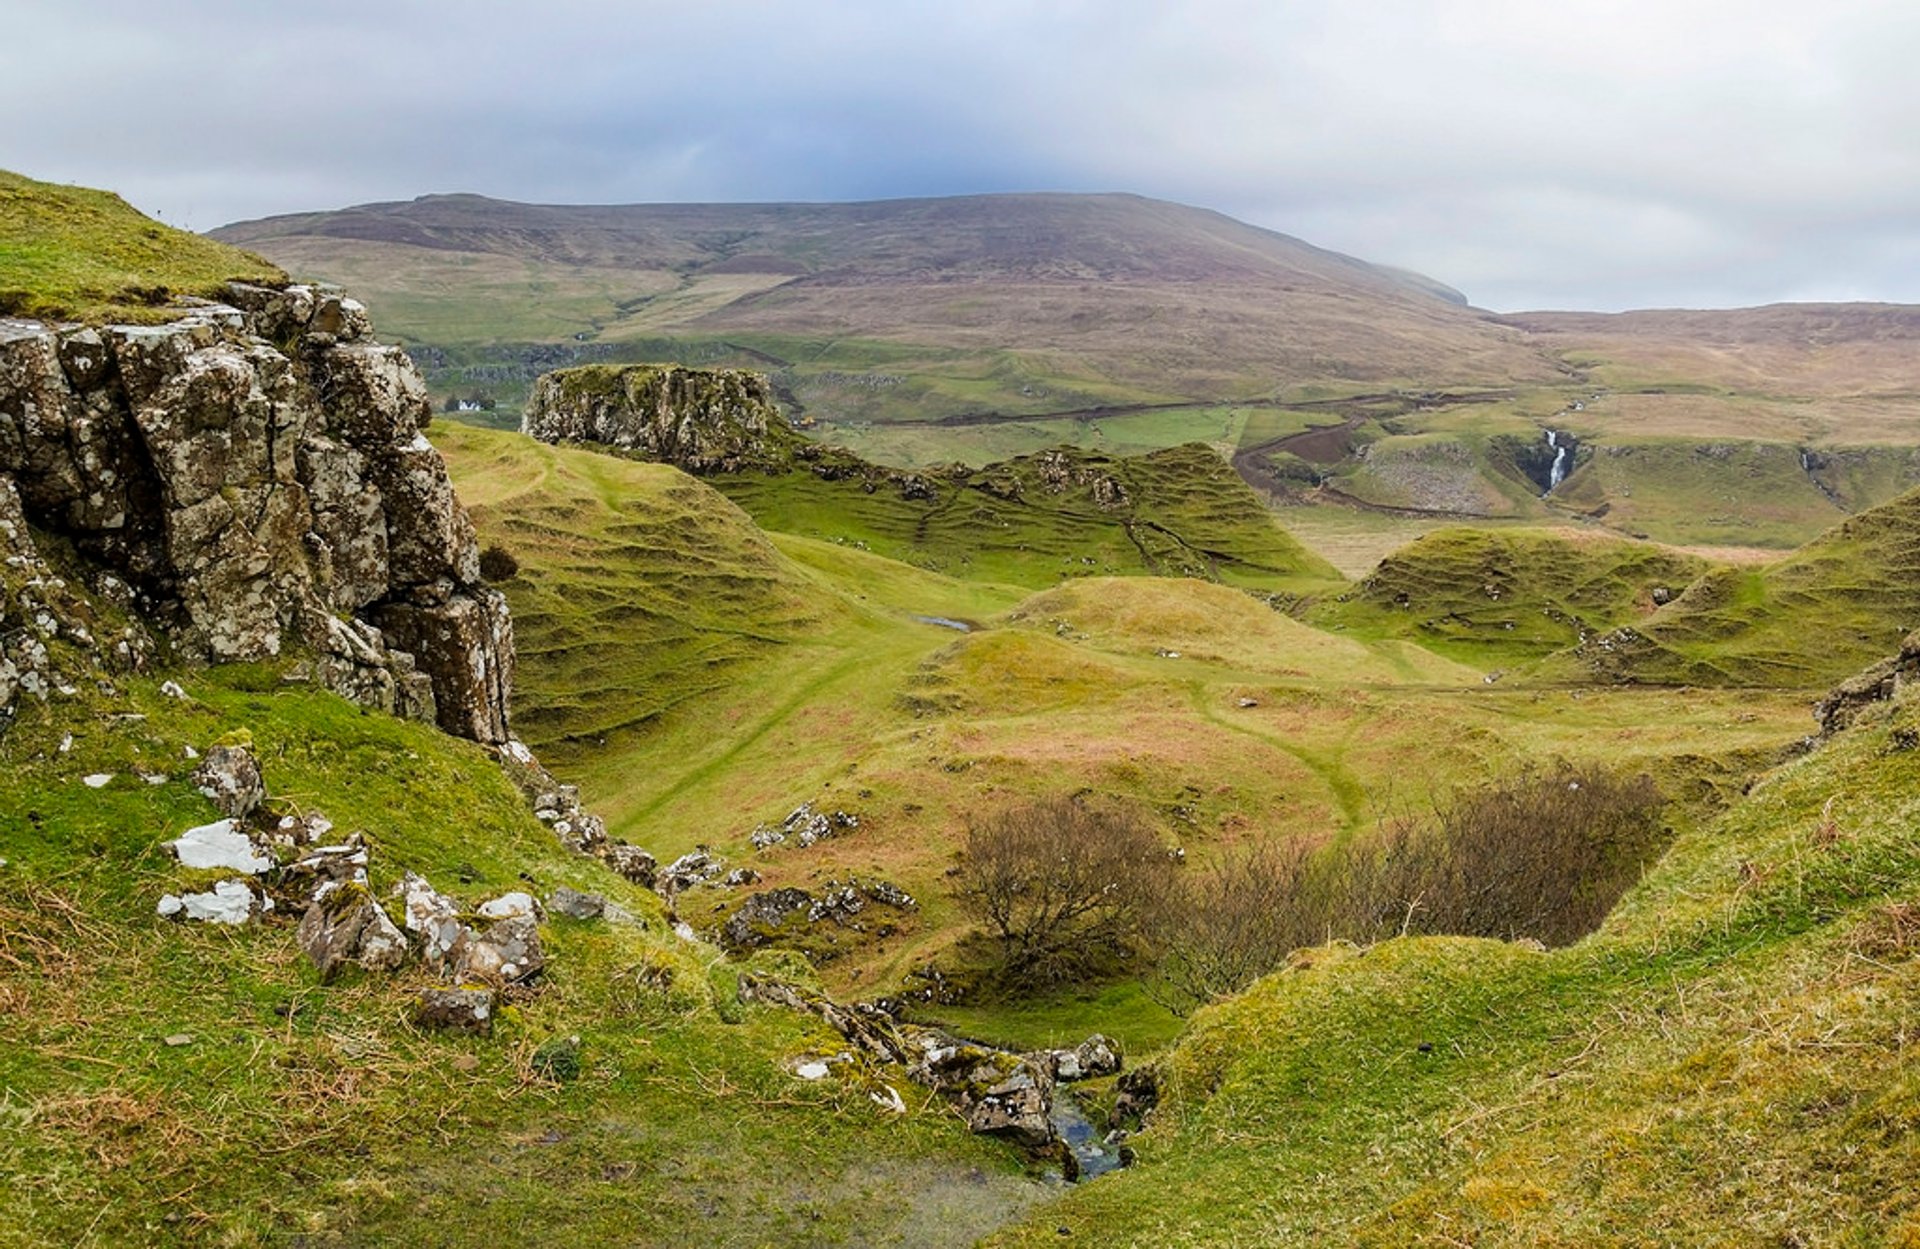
<box><xmin>177</xmin><ymin>879</ymin><xmax>257</xmax><ymax>924</ymax></box>
<box><xmin>156</xmin><ymin>894</ymin><xmax>184</xmax><ymax>917</ymax></box>
<box><xmin>82</xmin><ymin>773</ymin><xmax>113</xmax><ymax>788</ymax></box>
<box><xmin>477</xmin><ymin>891</ymin><xmax>539</xmax><ymax>921</ymax></box>
<box><xmin>58</xmin><ymin>734</ymin><xmax>72</xmax><ymax>754</ymax></box>
<box><xmin>672</xmin><ymin>921</ymin><xmax>697</xmax><ymax>942</ymax></box>
<box><xmin>159</xmin><ymin>680</ymin><xmax>187</xmax><ymax>699</ymax></box>
<box><xmin>795</xmin><ymin>1061</ymin><xmax>831</xmax><ymax>1080</ymax></box>
<box><xmin>142</xmin><ymin>773</ymin><xmax>169</xmax><ymax>785</ymax></box>
<box><xmin>165</xmin><ymin>819</ymin><xmax>273</xmax><ymax>875</ymax></box>
<box><xmin>502</xmin><ymin>739</ymin><xmax>534</xmax><ymax>764</ymax></box>
<box><xmin>871</xmin><ymin>1085</ymin><xmax>908</xmax><ymax>1114</ymax></box>
<box><xmin>183</xmin><ymin>745</ymin><xmax>200</xmax><ymax>759</ymax></box>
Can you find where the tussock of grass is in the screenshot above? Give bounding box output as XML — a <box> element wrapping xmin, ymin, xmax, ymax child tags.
<box><xmin>0</xmin><ymin>168</ymin><xmax>282</xmax><ymax>322</ymax></box>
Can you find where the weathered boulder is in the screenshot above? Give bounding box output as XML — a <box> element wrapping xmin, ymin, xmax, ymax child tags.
<box><xmin>0</xmin><ymin>292</ymin><xmax>514</xmax><ymax>743</ymax></box>
<box><xmin>297</xmin><ymin>883</ymin><xmax>409</xmax><ymax>982</ymax></box>
<box><xmin>449</xmin><ymin>914</ymin><xmax>545</xmax><ymax>985</ymax></box>
<box><xmin>965</xmin><ymin>1067</ymin><xmax>1057</xmax><ymax>1151</ymax></box>
<box><xmin>547</xmin><ymin>886</ymin><xmax>605</xmax><ymax>920</ymax></box>
<box><xmin>1033</xmin><ymin>1033</ymin><xmax>1123</xmax><ymax>1082</ymax></box>
<box><xmin>720</xmin><ymin>887</ymin><xmax>814</xmax><ymax>949</ymax></box>
<box><xmin>521</xmin><ymin>365</ymin><xmax>796</xmax><ymax>475</ymax></box>
<box><xmin>192</xmin><ymin>744</ymin><xmax>264</xmax><ymax>820</ymax></box>
<box><xmin>601</xmin><ymin>843</ymin><xmax>657</xmax><ymax>888</ymax></box>
<box><xmin>415</xmin><ymin>986</ymin><xmax>495</xmax><ymax>1035</ymax></box>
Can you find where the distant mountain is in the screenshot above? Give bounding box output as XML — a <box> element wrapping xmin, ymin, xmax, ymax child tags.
<box><xmin>212</xmin><ymin>191</ymin><xmax>1559</xmax><ymax>422</ymax></box>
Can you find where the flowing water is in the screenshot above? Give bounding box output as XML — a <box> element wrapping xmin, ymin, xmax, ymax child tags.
<box><xmin>1050</xmin><ymin>1090</ymin><xmax>1124</xmax><ymax>1182</ymax></box>
<box><xmin>1544</xmin><ymin>429</ymin><xmax>1570</xmax><ymax>493</ymax></box>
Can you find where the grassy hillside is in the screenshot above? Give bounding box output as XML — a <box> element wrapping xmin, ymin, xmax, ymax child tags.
<box><xmin>0</xmin><ymin>168</ymin><xmax>282</xmax><ymax>321</ymax></box>
<box><xmin>1564</xmin><ymin>485</ymin><xmax>1920</xmax><ymax>687</ymax></box>
<box><xmin>1313</xmin><ymin>526</ymin><xmax>1712</xmax><ymax>665</ymax></box>
<box><xmin>0</xmin><ymin>669</ymin><xmax>1039</xmax><ymax>1247</ymax></box>
<box><xmin>987</xmin><ymin>681</ymin><xmax>1920</xmax><ymax>1245</ymax></box>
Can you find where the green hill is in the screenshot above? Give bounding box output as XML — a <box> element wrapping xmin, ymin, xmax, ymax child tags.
<box><xmin>0</xmin><ymin>168</ymin><xmax>282</xmax><ymax>321</ymax></box>
<box><xmin>1313</xmin><ymin>526</ymin><xmax>1712</xmax><ymax>665</ymax></box>
<box><xmin>1567</xmin><ymin>485</ymin><xmax>1920</xmax><ymax>686</ymax></box>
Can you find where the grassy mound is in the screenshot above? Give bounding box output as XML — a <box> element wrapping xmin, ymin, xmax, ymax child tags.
<box><xmin>987</xmin><ymin>688</ymin><xmax>1920</xmax><ymax>1245</ymax></box>
<box><xmin>432</xmin><ymin>423</ymin><xmax>847</xmax><ymax>764</ymax></box>
<box><xmin>1568</xmin><ymin>485</ymin><xmax>1920</xmax><ymax>687</ymax></box>
<box><xmin>712</xmin><ymin>441</ymin><xmax>1344</xmax><ymax>592</ymax></box>
<box><xmin>1313</xmin><ymin>526</ymin><xmax>1710</xmax><ymax>664</ymax></box>
<box><xmin>0</xmin><ymin>168</ymin><xmax>282</xmax><ymax>322</ymax></box>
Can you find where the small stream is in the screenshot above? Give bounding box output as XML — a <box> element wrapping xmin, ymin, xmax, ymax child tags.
<box><xmin>912</xmin><ymin>614</ymin><xmax>972</xmax><ymax>632</ymax></box>
<box><xmin>1050</xmin><ymin>1090</ymin><xmax>1124</xmax><ymax>1182</ymax></box>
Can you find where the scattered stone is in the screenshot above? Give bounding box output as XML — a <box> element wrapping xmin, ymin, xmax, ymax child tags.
<box><xmin>297</xmin><ymin>883</ymin><xmax>408</xmax><ymax>982</ymax></box>
<box><xmin>415</xmin><ymin>986</ymin><xmax>495</xmax><ymax>1035</ymax></box>
<box><xmin>163</xmin><ymin>1033</ymin><xmax>194</xmax><ymax>1047</ymax></box>
<box><xmin>794</xmin><ymin>1060</ymin><xmax>831</xmax><ymax>1080</ymax></box>
<box><xmin>159</xmin><ymin>680</ymin><xmax>187</xmax><ymax>699</ymax></box>
<box><xmin>1236</xmin><ymin>697</ymin><xmax>1259</xmax><ymax>708</ymax></box>
<box><xmin>660</xmin><ymin>849</ymin><xmax>725</xmax><ymax>894</ymax></box>
<box><xmin>602</xmin><ymin>843</ymin><xmax>657</xmax><ymax>888</ymax></box>
<box><xmin>165</xmin><ymin>819</ymin><xmax>273</xmax><ymax>875</ymax></box>
<box><xmin>547</xmin><ymin>886</ymin><xmax>606</xmax><ymax>920</ymax></box>
<box><xmin>82</xmin><ymin>773</ymin><xmax>113</xmax><ymax>788</ymax></box>
<box><xmin>396</xmin><ymin>871</ymin><xmax>464</xmax><ymax>958</ymax></box>
<box><xmin>720</xmin><ymin>867</ymin><xmax>761</xmax><ymax>888</ymax></box>
<box><xmin>476</xmin><ymin>891</ymin><xmax>542</xmax><ymax>921</ymax></box>
<box><xmin>192</xmin><ymin>744</ymin><xmax>265</xmax><ymax>819</ymax></box>
<box><xmin>163</xmin><ymin>878</ymin><xmax>265</xmax><ymax>925</ymax></box>
<box><xmin>449</xmin><ymin>914</ymin><xmax>545</xmax><ymax>985</ymax></box>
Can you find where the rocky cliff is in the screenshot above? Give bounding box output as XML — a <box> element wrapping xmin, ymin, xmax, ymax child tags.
<box><xmin>0</xmin><ymin>284</ymin><xmax>513</xmax><ymax>742</ymax></box>
<box><xmin>521</xmin><ymin>364</ymin><xmax>798</xmax><ymax>473</ymax></box>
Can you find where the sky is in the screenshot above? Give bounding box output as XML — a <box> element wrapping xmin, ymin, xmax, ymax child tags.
<box><xmin>5</xmin><ymin>0</ymin><xmax>1920</xmax><ymax>311</ymax></box>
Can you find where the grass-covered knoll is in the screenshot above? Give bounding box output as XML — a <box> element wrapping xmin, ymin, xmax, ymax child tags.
<box><xmin>1567</xmin><ymin>485</ymin><xmax>1920</xmax><ymax>687</ymax></box>
<box><xmin>1313</xmin><ymin>526</ymin><xmax>1711</xmax><ymax>665</ymax></box>
<box><xmin>711</xmin><ymin>441</ymin><xmax>1344</xmax><ymax>593</ymax></box>
<box><xmin>0</xmin><ymin>670</ymin><xmax>1039</xmax><ymax>1247</ymax></box>
<box><xmin>0</xmin><ymin>168</ymin><xmax>282</xmax><ymax>322</ymax></box>
<box><xmin>429</xmin><ymin>423</ymin><xmax>851</xmax><ymax>764</ymax></box>
<box><xmin>989</xmin><ymin>687</ymin><xmax>1920</xmax><ymax>1245</ymax></box>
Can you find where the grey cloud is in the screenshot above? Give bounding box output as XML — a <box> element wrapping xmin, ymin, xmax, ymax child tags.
<box><xmin>4</xmin><ymin>0</ymin><xmax>1919</xmax><ymax>309</ymax></box>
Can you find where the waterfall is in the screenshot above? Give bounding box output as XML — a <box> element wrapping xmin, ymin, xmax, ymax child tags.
<box><xmin>1543</xmin><ymin>429</ymin><xmax>1570</xmax><ymax>493</ymax></box>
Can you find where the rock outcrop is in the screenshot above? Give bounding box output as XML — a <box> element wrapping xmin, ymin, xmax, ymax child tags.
<box><xmin>0</xmin><ymin>286</ymin><xmax>512</xmax><ymax>742</ymax></box>
<box><xmin>1815</xmin><ymin>629</ymin><xmax>1920</xmax><ymax>737</ymax></box>
<box><xmin>522</xmin><ymin>364</ymin><xmax>794</xmax><ymax>474</ymax></box>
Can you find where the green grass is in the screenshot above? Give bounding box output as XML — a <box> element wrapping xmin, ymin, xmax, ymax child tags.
<box><xmin>0</xmin><ymin>168</ymin><xmax>282</xmax><ymax>322</ymax></box>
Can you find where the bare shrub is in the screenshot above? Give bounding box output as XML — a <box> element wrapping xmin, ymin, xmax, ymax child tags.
<box><xmin>955</xmin><ymin>797</ymin><xmax>1174</xmax><ymax>988</ymax></box>
<box><xmin>1145</xmin><ymin>762</ymin><xmax>1667</xmax><ymax>1013</ymax></box>
<box><xmin>478</xmin><ymin>544</ymin><xmax>520</xmax><ymax>583</ymax></box>
<box><xmin>1356</xmin><ymin>762</ymin><xmax>1667</xmax><ymax>946</ymax></box>
<box><xmin>1144</xmin><ymin>837</ymin><xmax>1331</xmax><ymax>1015</ymax></box>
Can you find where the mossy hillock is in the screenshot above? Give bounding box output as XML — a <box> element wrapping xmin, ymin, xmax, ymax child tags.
<box><xmin>1564</xmin><ymin>483</ymin><xmax>1920</xmax><ymax>687</ymax></box>
<box><xmin>1312</xmin><ymin>526</ymin><xmax>1711</xmax><ymax>665</ymax></box>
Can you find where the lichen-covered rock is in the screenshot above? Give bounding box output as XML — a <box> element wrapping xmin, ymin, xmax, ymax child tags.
<box><xmin>0</xmin><ymin>292</ymin><xmax>513</xmax><ymax>743</ymax></box>
<box><xmin>1034</xmin><ymin>1033</ymin><xmax>1123</xmax><ymax>1082</ymax></box>
<box><xmin>449</xmin><ymin>914</ymin><xmax>545</xmax><ymax>985</ymax></box>
<box><xmin>547</xmin><ymin>886</ymin><xmax>605</xmax><ymax>920</ymax></box>
<box><xmin>720</xmin><ymin>887</ymin><xmax>814</xmax><ymax>949</ymax></box>
<box><xmin>415</xmin><ymin>986</ymin><xmax>495</xmax><ymax>1035</ymax></box>
<box><xmin>522</xmin><ymin>365</ymin><xmax>796</xmax><ymax>474</ymax></box>
<box><xmin>964</xmin><ymin>1067</ymin><xmax>1057</xmax><ymax>1151</ymax></box>
<box><xmin>602</xmin><ymin>843</ymin><xmax>657</xmax><ymax>888</ymax></box>
<box><xmin>192</xmin><ymin>744</ymin><xmax>264</xmax><ymax>819</ymax></box>
<box><xmin>297</xmin><ymin>883</ymin><xmax>408</xmax><ymax>982</ymax></box>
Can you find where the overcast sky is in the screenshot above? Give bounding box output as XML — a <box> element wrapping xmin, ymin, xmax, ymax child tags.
<box><xmin>5</xmin><ymin>0</ymin><xmax>1919</xmax><ymax>311</ymax></box>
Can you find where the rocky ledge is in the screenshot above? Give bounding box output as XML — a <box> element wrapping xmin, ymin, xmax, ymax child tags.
<box><xmin>521</xmin><ymin>364</ymin><xmax>795</xmax><ymax>474</ymax></box>
<box><xmin>0</xmin><ymin>284</ymin><xmax>512</xmax><ymax>742</ymax></box>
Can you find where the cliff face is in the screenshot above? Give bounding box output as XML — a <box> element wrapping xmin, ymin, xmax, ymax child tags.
<box><xmin>0</xmin><ymin>284</ymin><xmax>512</xmax><ymax>743</ymax></box>
<box><xmin>521</xmin><ymin>364</ymin><xmax>795</xmax><ymax>474</ymax></box>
